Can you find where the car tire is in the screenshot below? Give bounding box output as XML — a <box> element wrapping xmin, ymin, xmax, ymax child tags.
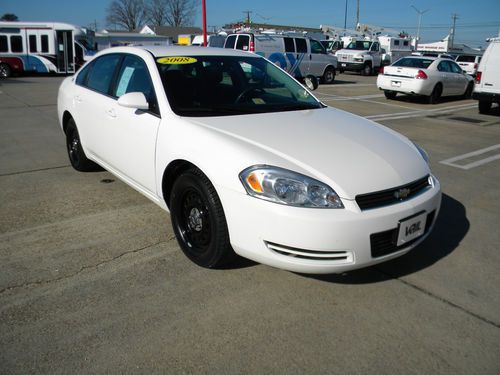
<box><xmin>463</xmin><ymin>82</ymin><xmax>473</xmax><ymax>99</ymax></box>
<box><xmin>170</xmin><ymin>168</ymin><xmax>235</xmax><ymax>268</ymax></box>
<box><xmin>428</xmin><ymin>84</ymin><xmax>442</xmax><ymax>104</ymax></box>
<box><xmin>321</xmin><ymin>66</ymin><xmax>335</xmax><ymax>84</ymax></box>
<box><xmin>65</xmin><ymin>118</ymin><xmax>100</xmax><ymax>171</ymax></box>
<box><xmin>362</xmin><ymin>63</ymin><xmax>372</xmax><ymax>76</ymax></box>
<box><xmin>478</xmin><ymin>100</ymin><xmax>492</xmax><ymax>114</ymax></box>
<box><xmin>0</xmin><ymin>63</ymin><xmax>11</xmax><ymax>78</ymax></box>
<box><xmin>304</xmin><ymin>75</ymin><xmax>319</xmax><ymax>90</ymax></box>
<box><xmin>384</xmin><ymin>91</ymin><xmax>397</xmax><ymax>100</ymax></box>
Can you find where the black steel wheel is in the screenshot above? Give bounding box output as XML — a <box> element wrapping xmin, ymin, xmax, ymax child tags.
<box><xmin>478</xmin><ymin>100</ymin><xmax>491</xmax><ymax>114</ymax></box>
<box><xmin>463</xmin><ymin>82</ymin><xmax>473</xmax><ymax>99</ymax></box>
<box><xmin>0</xmin><ymin>63</ymin><xmax>11</xmax><ymax>78</ymax></box>
<box><xmin>362</xmin><ymin>63</ymin><xmax>372</xmax><ymax>76</ymax></box>
<box><xmin>428</xmin><ymin>83</ymin><xmax>442</xmax><ymax>104</ymax></box>
<box><xmin>170</xmin><ymin>168</ymin><xmax>235</xmax><ymax>268</ymax></box>
<box><xmin>321</xmin><ymin>66</ymin><xmax>336</xmax><ymax>84</ymax></box>
<box><xmin>65</xmin><ymin>118</ymin><xmax>100</xmax><ymax>171</ymax></box>
<box><xmin>384</xmin><ymin>90</ymin><xmax>397</xmax><ymax>100</ymax></box>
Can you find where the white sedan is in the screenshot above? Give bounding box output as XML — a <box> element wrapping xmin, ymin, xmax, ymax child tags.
<box><xmin>377</xmin><ymin>56</ymin><xmax>474</xmax><ymax>103</ymax></box>
<box><xmin>57</xmin><ymin>46</ymin><xmax>441</xmax><ymax>274</ymax></box>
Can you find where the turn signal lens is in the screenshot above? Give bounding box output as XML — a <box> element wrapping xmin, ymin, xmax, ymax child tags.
<box><xmin>246</xmin><ymin>173</ymin><xmax>263</xmax><ymax>193</ymax></box>
<box><xmin>379</xmin><ymin>66</ymin><xmax>385</xmax><ymax>74</ymax></box>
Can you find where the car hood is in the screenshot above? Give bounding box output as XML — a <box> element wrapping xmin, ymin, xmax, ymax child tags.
<box><xmin>187</xmin><ymin>107</ymin><xmax>429</xmax><ymax>199</ymax></box>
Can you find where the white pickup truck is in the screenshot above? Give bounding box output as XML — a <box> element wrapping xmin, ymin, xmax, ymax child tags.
<box><xmin>335</xmin><ymin>40</ymin><xmax>383</xmax><ymax>75</ymax></box>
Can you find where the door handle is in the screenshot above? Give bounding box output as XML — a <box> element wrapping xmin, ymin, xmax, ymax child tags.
<box><xmin>106</xmin><ymin>108</ymin><xmax>116</xmax><ymax>118</ymax></box>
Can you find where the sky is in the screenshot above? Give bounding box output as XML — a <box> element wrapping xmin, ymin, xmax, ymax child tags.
<box><xmin>1</xmin><ymin>0</ymin><xmax>499</xmax><ymax>48</ymax></box>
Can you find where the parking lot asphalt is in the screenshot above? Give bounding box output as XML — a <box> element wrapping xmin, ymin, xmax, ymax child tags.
<box><xmin>1</xmin><ymin>74</ymin><xmax>499</xmax><ymax>374</ymax></box>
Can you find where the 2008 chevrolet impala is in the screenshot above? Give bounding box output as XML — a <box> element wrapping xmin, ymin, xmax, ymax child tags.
<box><xmin>57</xmin><ymin>46</ymin><xmax>441</xmax><ymax>274</ymax></box>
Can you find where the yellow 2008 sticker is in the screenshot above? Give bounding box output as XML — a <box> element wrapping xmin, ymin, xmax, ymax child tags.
<box><xmin>157</xmin><ymin>56</ymin><xmax>197</xmax><ymax>64</ymax></box>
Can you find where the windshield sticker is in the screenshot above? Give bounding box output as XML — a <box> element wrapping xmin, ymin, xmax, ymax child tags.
<box><xmin>157</xmin><ymin>56</ymin><xmax>197</xmax><ymax>64</ymax></box>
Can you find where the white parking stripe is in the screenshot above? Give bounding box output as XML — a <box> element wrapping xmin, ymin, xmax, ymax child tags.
<box><xmin>317</xmin><ymin>93</ymin><xmax>384</xmax><ymax>101</ymax></box>
<box><xmin>440</xmin><ymin>144</ymin><xmax>500</xmax><ymax>170</ymax></box>
<box><xmin>366</xmin><ymin>103</ymin><xmax>477</xmax><ymax>121</ymax></box>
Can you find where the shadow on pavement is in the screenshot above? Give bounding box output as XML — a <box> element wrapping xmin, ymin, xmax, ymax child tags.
<box><xmin>300</xmin><ymin>193</ymin><xmax>469</xmax><ymax>284</ymax></box>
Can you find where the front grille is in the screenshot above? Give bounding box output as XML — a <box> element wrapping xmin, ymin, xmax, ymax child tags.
<box><xmin>356</xmin><ymin>175</ymin><xmax>430</xmax><ymax>211</ymax></box>
<box><xmin>370</xmin><ymin>210</ymin><xmax>436</xmax><ymax>258</ymax></box>
<box><xmin>337</xmin><ymin>53</ymin><xmax>353</xmax><ymax>62</ymax></box>
<box><xmin>266</xmin><ymin>241</ymin><xmax>353</xmax><ymax>263</ymax></box>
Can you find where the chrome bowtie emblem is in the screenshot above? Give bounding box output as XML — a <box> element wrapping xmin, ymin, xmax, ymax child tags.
<box><xmin>394</xmin><ymin>188</ymin><xmax>411</xmax><ymax>200</ymax></box>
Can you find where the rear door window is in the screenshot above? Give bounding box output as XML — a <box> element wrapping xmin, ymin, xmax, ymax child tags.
<box><xmin>224</xmin><ymin>35</ymin><xmax>236</xmax><ymax>49</ymax></box>
<box><xmin>236</xmin><ymin>35</ymin><xmax>250</xmax><ymax>51</ymax></box>
<box><xmin>295</xmin><ymin>38</ymin><xmax>307</xmax><ymax>53</ymax></box>
<box><xmin>284</xmin><ymin>37</ymin><xmax>295</xmax><ymax>53</ymax></box>
<box><xmin>86</xmin><ymin>54</ymin><xmax>122</xmax><ymax>95</ymax></box>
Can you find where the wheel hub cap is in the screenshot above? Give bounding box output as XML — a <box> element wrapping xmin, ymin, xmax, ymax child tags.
<box><xmin>188</xmin><ymin>207</ymin><xmax>203</xmax><ymax>232</ymax></box>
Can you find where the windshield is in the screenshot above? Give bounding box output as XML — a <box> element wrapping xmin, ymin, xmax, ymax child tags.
<box><xmin>346</xmin><ymin>41</ymin><xmax>372</xmax><ymax>50</ymax></box>
<box><xmin>156</xmin><ymin>55</ymin><xmax>322</xmax><ymax>117</ymax></box>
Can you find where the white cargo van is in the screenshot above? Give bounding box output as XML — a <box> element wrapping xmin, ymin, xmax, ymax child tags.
<box><xmin>472</xmin><ymin>37</ymin><xmax>500</xmax><ymax>114</ymax></box>
<box><xmin>224</xmin><ymin>33</ymin><xmax>338</xmax><ymax>84</ymax></box>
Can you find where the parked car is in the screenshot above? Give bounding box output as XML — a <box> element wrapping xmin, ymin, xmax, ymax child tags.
<box><xmin>455</xmin><ymin>54</ymin><xmax>482</xmax><ymax>76</ymax></box>
<box><xmin>57</xmin><ymin>46</ymin><xmax>441</xmax><ymax>274</ymax></box>
<box><xmin>472</xmin><ymin>37</ymin><xmax>500</xmax><ymax>114</ymax></box>
<box><xmin>224</xmin><ymin>33</ymin><xmax>337</xmax><ymax>85</ymax></box>
<box><xmin>377</xmin><ymin>56</ymin><xmax>474</xmax><ymax>103</ymax></box>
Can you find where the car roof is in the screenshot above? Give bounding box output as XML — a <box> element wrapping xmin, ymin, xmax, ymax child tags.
<box><xmin>101</xmin><ymin>45</ymin><xmax>255</xmax><ymax>58</ymax></box>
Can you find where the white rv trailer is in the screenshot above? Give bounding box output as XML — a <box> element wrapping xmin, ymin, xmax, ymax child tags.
<box><xmin>0</xmin><ymin>21</ymin><xmax>94</xmax><ymax>78</ymax></box>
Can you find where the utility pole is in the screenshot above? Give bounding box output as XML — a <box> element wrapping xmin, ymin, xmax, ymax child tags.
<box><xmin>411</xmin><ymin>5</ymin><xmax>429</xmax><ymax>47</ymax></box>
<box><xmin>450</xmin><ymin>13</ymin><xmax>459</xmax><ymax>50</ymax></box>
<box><xmin>344</xmin><ymin>0</ymin><xmax>348</xmax><ymax>30</ymax></box>
<box><xmin>243</xmin><ymin>10</ymin><xmax>252</xmax><ymax>25</ymax></box>
<box><xmin>356</xmin><ymin>0</ymin><xmax>360</xmax><ymax>27</ymax></box>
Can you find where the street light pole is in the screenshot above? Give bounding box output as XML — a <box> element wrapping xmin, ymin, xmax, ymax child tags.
<box><xmin>411</xmin><ymin>5</ymin><xmax>429</xmax><ymax>48</ymax></box>
<box><xmin>344</xmin><ymin>0</ymin><xmax>348</xmax><ymax>30</ymax></box>
<box><xmin>202</xmin><ymin>0</ymin><xmax>207</xmax><ymax>47</ymax></box>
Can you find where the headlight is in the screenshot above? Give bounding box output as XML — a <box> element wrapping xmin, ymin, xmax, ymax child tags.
<box><xmin>239</xmin><ymin>166</ymin><xmax>344</xmax><ymax>208</ymax></box>
<box><xmin>353</xmin><ymin>54</ymin><xmax>364</xmax><ymax>62</ymax></box>
<box><xmin>412</xmin><ymin>141</ymin><xmax>430</xmax><ymax>164</ymax></box>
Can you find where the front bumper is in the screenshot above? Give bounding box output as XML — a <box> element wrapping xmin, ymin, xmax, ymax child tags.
<box><xmin>218</xmin><ymin>176</ymin><xmax>442</xmax><ymax>274</ymax></box>
<box><xmin>338</xmin><ymin>62</ymin><xmax>365</xmax><ymax>72</ymax></box>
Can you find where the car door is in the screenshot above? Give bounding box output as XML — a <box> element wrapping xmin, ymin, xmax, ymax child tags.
<box><xmin>370</xmin><ymin>42</ymin><xmax>382</xmax><ymax>68</ymax></box>
<box><xmin>72</xmin><ymin>53</ymin><xmax>123</xmax><ymax>159</ymax></box>
<box><xmin>449</xmin><ymin>60</ymin><xmax>469</xmax><ymax>94</ymax></box>
<box><xmin>436</xmin><ymin>60</ymin><xmax>454</xmax><ymax>96</ymax></box>
<box><xmin>293</xmin><ymin>37</ymin><xmax>309</xmax><ymax>78</ymax></box>
<box><xmin>308</xmin><ymin>39</ymin><xmax>328</xmax><ymax>77</ymax></box>
<box><xmin>100</xmin><ymin>54</ymin><xmax>161</xmax><ymax>195</ymax></box>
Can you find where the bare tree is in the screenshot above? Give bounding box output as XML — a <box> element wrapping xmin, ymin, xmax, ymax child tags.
<box><xmin>147</xmin><ymin>0</ymin><xmax>168</xmax><ymax>26</ymax></box>
<box><xmin>106</xmin><ymin>0</ymin><xmax>148</xmax><ymax>31</ymax></box>
<box><xmin>164</xmin><ymin>0</ymin><xmax>198</xmax><ymax>27</ymax></box>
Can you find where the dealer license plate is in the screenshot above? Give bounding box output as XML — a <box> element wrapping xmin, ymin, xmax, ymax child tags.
<box><xmin>396</xmin><ymin>212</ymin><xmax>427</xmax><ymax>246</ymax></box>
<box><xmin>391</xmin><ymin>81</ymin><xmax>401</xmax><ymax>87</ymax></box>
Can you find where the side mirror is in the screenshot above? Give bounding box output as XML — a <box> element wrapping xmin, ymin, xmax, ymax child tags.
<box><xmin>463</xmin><ymin>70</ymin><xmax>467</xmax><ymax>74</ymax></box>
<box><xmin>117</xmin><ymin>92</ymin><xmax>149</xmax><ymax>110</ymax></box>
